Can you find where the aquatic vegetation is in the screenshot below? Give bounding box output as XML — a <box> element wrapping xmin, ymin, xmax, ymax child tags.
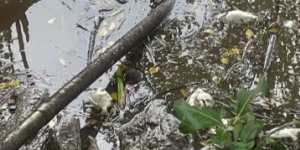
<box><xmin>174</xmin><ymin>76</ymin><xmax>299</xmax><ymax>149</ymax></box>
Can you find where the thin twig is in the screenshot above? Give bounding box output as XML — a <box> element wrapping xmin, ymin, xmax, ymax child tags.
<box><xmin>87</xmin><ymin>17</ymin><xmax>104</xmax><ymax>64</ymax></box>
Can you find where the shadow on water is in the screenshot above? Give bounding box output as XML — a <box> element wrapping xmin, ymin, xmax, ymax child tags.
<box><xmin>0</xmin><ymin>0</ymin><xmax>38</xmax><ymax>73</ymax></box>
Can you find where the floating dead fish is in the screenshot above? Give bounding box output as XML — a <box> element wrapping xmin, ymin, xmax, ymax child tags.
<box><xmin>187</xmin><ymin>88</ymin><xmax>214</xmax><ymax>107</ymax></box>
<box><xmin>87</xmin><ymin>89</ymin><xmax>113</xmax><ymax>113</ymax></box>
<box><xmin>216</xmin><ymin>10</ymin><xmax>258</xmax><ymax>24</ymax></box>
<box><xmin>268</xmin><ymin>128</ymin><xmax>300</xmax><ymax>141</ymax></box>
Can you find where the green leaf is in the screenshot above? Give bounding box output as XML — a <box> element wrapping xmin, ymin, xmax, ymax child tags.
<box><xmin>240</xmin><ymin>113</ymin><xmax>263</xmax><ymax>143</ymax></box>
<box><xmin>115</xmin><ymin>66</ymin><xmax>125</xmax><ymax>105</ymax></box>
<box><xmin>116</xmin><ymin>77</ymin><xmax>125</xmax><ymax>104</ymax></box>
<box><xmin>174</xmin><ymin>101</ymin><xmax>223</xmax><ymax>134</ymax></box>
<box><xmin>256</xmin><ymin>75</ymin><xmax>268</xmax><ymax>97</ymax></box>
<box><xmin>229</xmin><ymin>142</ymin><xmax>253</xmax><ymax>150</ymax></box>
<box><xmin>266</xmin><ymin>138</ymin><xmax>289</xmax><ymax>150</ymax></box>
<box><xmin>235</xmin><ymin>89</ymin><xmax>256</xmax><ymax>117</ymax></box>
<box><xmin>212</xmin><ymin>127</ymin><xmax>232</xmax><ymax>147</ymax></box>
<box><xmin>234</xmin><ymin>75</ymin><xmax>268</xmax><ymax>116</ymax></box>
<box><xmin>233</xmin><ymin>119</ymin><xmax>243</xmax><ymax>141</ymax></box>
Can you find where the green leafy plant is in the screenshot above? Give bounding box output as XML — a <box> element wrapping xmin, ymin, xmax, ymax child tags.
<box><xmin>173</xmin><ymin>75</ymin><xmax>274</xmax><ymax>150</ymax></box>
<box><xmin>174</xmin><ymin>101</ymin><xmax>223</xmax><ymax>133</ymax></box>
<box><xmin>112</xmin><ymin>65</ymin><xmax>125</xmax><ymax>105</ymax></box>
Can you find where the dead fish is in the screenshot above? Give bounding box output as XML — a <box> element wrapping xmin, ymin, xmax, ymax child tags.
<box><xmin>216</xmin><ymin>10</ymin><xmax>258</xmax><ymax>24</ymax></box>
<box><xmin>187</xmin><ymin>88</ymin><xmax>214</xmax><ymax>107</ymax></box>
<box><xmin>268</xmin><ymin>128</ymin><xmax>300</xmax><ymax>141</ymax></box>
<box><xmin>87</xmin><ymin>89</ymin><xmax>112</xmax><ymax>113</ymax></box>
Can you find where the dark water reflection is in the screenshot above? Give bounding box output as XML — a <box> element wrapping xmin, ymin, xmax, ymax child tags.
<box><xmin>0</xmin><ymin>1</ymin><xmax>36</xmax><ymax>74</ymax></box>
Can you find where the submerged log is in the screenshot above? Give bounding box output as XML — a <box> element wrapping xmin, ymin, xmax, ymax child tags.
<box><xmin>0</xmin><ymin>0</ymin><xmax>175</xmax><ymax>149</ymax></box>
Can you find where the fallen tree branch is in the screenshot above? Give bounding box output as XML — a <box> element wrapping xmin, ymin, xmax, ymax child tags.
<box><xmin>0</xmin><ymin>0</ymin><xmax>175</xmax><ymax>149</ymax></box>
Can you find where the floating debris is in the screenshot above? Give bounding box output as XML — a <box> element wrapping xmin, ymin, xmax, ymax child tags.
<box><xmin>97</xmin><ymin>8</ymin><xmax>125</xmax><ymax>38</ymax></box>
<box><xmin>216</xmin><ymin>10</ymin><xmax>258</xmax><ymax>24</ymax></box>
<box><xmin>47</xmin><ymin>17</ymin><xmax>56</xmax><ymax>24</ymax></box>
<box><xmin>148</xmin><ymin>66</ymin><xmax>160</xmax><ymax>75</ymax></box>
<box><xmin>0</xmin><ymin>80</ymin><xmax>20</xmax><ymax>90</ymax></box>
<box><xmin>220</xmin><ymin>47</ymin><xmax>241</xmax><ymax>64</ymax></box>
<box><xmin>58</xmin><ymin>58</ymin><xmax>67</xmax><ymax>67</ymax></box>
<box><xmin>283</xmin><ymin>20</ymin><xmax>295</xmax><ymax>29</ymax></box>
<box><xmin>220</xmin><ymin>57</ymin><xmax>230</xmax><ymax>64</ymax></box>
<box><xmin>245</xmin><ymin>28</ymin><xmax>255</xmax><ymax>39</ymax></box>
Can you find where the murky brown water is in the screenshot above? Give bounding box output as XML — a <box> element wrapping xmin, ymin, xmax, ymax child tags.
<box><xmin>1</xmin><ymin>0</ymin><xmax>300</xmax><ymax>149</ymax></box>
